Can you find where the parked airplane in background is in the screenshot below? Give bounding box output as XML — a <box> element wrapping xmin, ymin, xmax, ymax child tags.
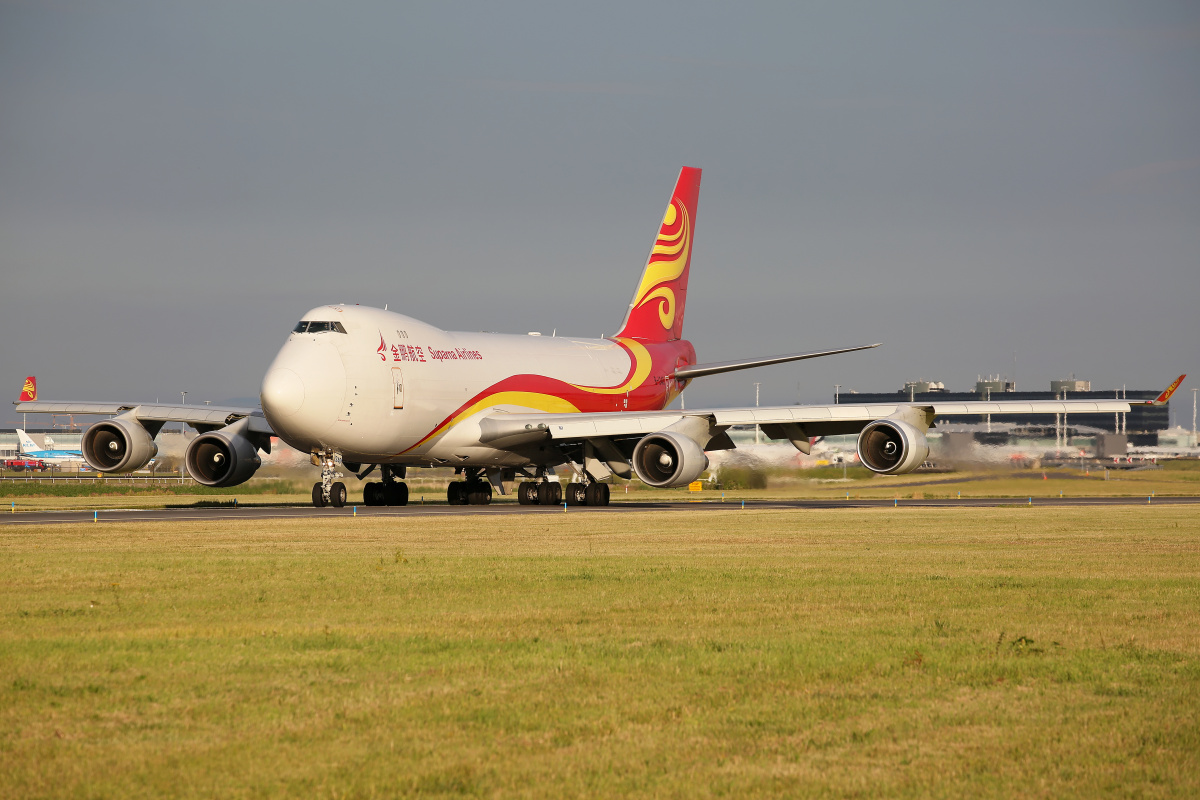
<box><xmin>13</xmin><ymin>378</ymin><xmax>87</xmax><ymax>469</ymax></box>
<box><xmin>15</xmin><ymin>429</ymin><xmax>86</xmax><ymax>468</ymax></box>
<box><xmin>14</xmin><ymin>168</ymin><xmax>1186</xmax><ymax>508</ymax></box>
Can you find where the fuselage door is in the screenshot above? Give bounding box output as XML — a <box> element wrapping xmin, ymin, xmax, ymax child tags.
<box><xmin>391</xmin><ymin>367</ymin><xmax>405</xmax><ymax>409</ymax></box>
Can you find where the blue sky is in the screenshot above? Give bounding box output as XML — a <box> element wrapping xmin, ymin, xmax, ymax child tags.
<box><xmin>2</xmin><ymin>2</ymin><xmax>1197</xmax><ymax>419</ymax></box>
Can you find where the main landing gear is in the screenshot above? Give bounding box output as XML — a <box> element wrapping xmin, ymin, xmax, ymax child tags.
<box><xmin>311</xmin><ymin>451</ymin><xmax>346</xmax><ymax>508</ymax></box>
<box><xmin>516</xmin><ymin>480</ymin><xmax>609</xmax><ymax>506</ymax></box>
<box><xmin>447</xmin><ymin>468</ymin><xmax>493</xmax><ymax>505</ymax></box>
<box><xmin>363</xmin><ymin>465</ymin><xmax>409</xmax><ymax>506</ymax></box>
<box><xmin>566</xmin><ymin>482</ymin><xmax>610</xmax><ymax>506</ymax></box>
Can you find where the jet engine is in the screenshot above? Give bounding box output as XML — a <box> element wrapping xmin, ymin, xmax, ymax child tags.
<box><xmin>184</xmin><ymin>427</ymin><xmax>262</xmax><ymax>487</ymax></box>
<box><xmin>856</xmin><ymin>419</ymin><xmax>929</xmax><ymax>475</ymax></box>
<box><xmin>82</xmin><ymin>417</ymin><xmax>159</xmax><ymax>473</ymax></box>
<box><xmin>632</xmin><ymin>431</ymin><xmax>710</xmax><ymax>488</ymax></box>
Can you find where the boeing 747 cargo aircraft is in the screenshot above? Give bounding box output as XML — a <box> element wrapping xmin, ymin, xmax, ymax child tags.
<box><xmin>15</xmin><ymin>168</ymin><xmax>1185</xmax><ymax>507</ymax></box>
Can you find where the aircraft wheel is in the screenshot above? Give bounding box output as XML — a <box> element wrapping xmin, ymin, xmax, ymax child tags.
<box><xmin>587</xmin><ymin>483</ymin><xmax>610</xmax><ymax>506</ymax></box>
<box><xmin>447</xmin><ymin>482</ymin><xmax>465</xmax><ymax>505</ymax></box>
<box><xmin>518</xmin><ymin>482</ymin><xmax>537</xmax><ymax>505</ymax></box>
<box><xmin>330</xmin><ymin>482</ymin><xmax>347</xmax><ymax>508</ymax></box>
<box><xmin>467</xmin><ymin>482</ymin><xmax>492</xmax><ymax>505</ymax></box>
<box><xmin>363</xmin><ymin>482</ymin><xmax>379</xmax><ymax>506</ymax></box>
<box><xmin>537</xmin><ymin>481</ymin><xmax>561</xmax><ymax>505</ymax></box>
<box><xmin>312</xmin><ymin>482</ymin><xmax>327</xmax><ymax>508</ymax></box>
<box><xmin>386</xmin><ymin>482</ymin><xmax>409</xmax><ymax>506</ymax></box>
<box><xmin>566</xmin><ymin>482</ymin><xmax>587</xmax><ymax>505</ymax></box>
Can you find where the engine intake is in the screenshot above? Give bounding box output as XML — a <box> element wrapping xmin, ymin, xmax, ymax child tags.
<box><xmin>632</xmin><ymin>431</ymin><xmax>709</xmax><ymax>488</ymax></box>
<box><xmin>185</xmin><ymin>427</ymin><xmax>262</xmax><ymax>487</ymax></box>
<box><xmin>856</xmin><ymin>419</ymin><xmax>928</xmax><ymax>475</ymax></box>
<box><xmin>82</xmin><ymin>417</ymin><xmax>158</xmax><ymax>473</ymax></box>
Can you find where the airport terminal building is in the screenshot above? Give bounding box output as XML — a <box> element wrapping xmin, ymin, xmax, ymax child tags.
<box><xmin>842</xmin><ymin>377</ymin><xmax>1171</xmax><ymax>445</ymax></box>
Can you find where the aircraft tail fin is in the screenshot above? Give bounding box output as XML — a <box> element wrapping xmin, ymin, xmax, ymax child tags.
<box><xmin>1147</xmin><ymin>374</ymin><xmax>1186</xmax><ymax>406</ymax></box>
<box><xmin>15</xmin><ymin>429</ymin><xmax>39</xmax><ymax>454</ymax></box>
<box><xmin>615</xmin><ymin>167</ymin><xmax>701</xmax><ymax>342</ymax></box>
<box><xmin>19</xmin><ymin>376</ymin><xmax>36</xmax><ymax>402</ymax></box>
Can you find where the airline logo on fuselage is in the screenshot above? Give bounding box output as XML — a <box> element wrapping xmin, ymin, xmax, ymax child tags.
<box><xmin>376</xmin><ymin>333</ymin><xmax>482</xmax><ymax>364</ymax></box>
<box><xmin>427</xmin><ymin>347</ymin><xmax>483</xmax><ymax>362</ymax></box>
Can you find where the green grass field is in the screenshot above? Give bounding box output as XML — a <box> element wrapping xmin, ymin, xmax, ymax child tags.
<box><xmin>3</xmin><ymin>462</ymin><xmax>1198</xmax><ymax>511</ymax></box>
<box><xmin>2</xmin><ymin>507</ymin><xmax>1198</xmax><ymax>798</ymax></box>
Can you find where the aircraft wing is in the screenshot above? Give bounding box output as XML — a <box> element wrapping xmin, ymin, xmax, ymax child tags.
<box><xmin>12</xmin><ymin>401</ymin><xmax>274</xmax><ymax>436</ymax></box>
<box><xmin>479</xmin><ymin>398</ymin><xmax>1139</xmax><ymax>448</ymax></box>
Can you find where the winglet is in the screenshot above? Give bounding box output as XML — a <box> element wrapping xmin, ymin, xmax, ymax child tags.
<box><xmin>1148</xmin><ymin>374</ymin><xmax>1186</xmax><ymax>406</ymax></box>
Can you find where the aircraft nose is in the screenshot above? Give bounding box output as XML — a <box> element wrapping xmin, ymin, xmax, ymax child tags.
<box><xmin>260</xmin><ymin>339</ymin><xmax>346</xmax><ymax>442</ymax></box>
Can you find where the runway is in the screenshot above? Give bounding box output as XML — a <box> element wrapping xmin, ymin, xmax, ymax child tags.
<box><xmin>3</xmin><ymin>495</ymin><xmax>1197</xmax><ymax>525</ymax></box>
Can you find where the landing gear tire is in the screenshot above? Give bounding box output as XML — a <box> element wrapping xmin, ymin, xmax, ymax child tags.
<box><xmin>566</xmin><ymin>482</ymin><xmax>587</xmax><ymax>506</ymax></box>
<box><xmin>363</xmin><ymin>482</ymin><xmax>380</xmax><ymax>506</ymax></box>
<box><xmin>466</xmin><ymin>482</ymin><xmax>492</xmax><ymax>505</ymax></box>
<box><xmin>447</xmin><ymin>482</ymin><xmax>467</xmax><ymax>505</ymax></box>
<box><xmin>537</xmin><ymin>481</ymin><xmax>562</xmax><ymax>505</ymax></box>
<box><xmin>518</xmin><ymin>482</ymin><xmax>538</xmax><ymax>505</ymax></box>
<box><xmin>385</xmin><ymin>482</ymin><xmax>409</xmax><ymax>506</ymax></box>
<box><xmin>586</xmin><ymin>483</ymin><xmax>610</xmax><ymax>506</ymax></box>
<box><xmin>330</xmin><ymin>482</ymin><xmax>347</xmax><ymax>508</ymax></box>
<box><xmin>312</xmin><ymin>482</ymin><xmax>327</xmax><ymax>508</ymax></box>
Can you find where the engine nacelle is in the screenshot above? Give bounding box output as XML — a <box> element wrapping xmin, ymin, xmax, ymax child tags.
<box><xmin>632</xmin><ymin>431</ymin><xmax>710</xmax><ymax>488</ymax></box>
<box><xmin>185</xmin><ymin>428</ymin><xmax>262</xmax><ymax>487</ymax></box>
<box><xmin>856</xmin><ymin>419</ymin><xmax>929</xmax><ymax>475</ymax></box>
<box><xmin>82</xmin><ymin>417</ymin><xmax>159</xmax><ymax>473</ymax></box>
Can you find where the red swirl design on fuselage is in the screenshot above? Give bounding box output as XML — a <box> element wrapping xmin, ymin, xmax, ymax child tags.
<box><xmin>398</xmin><ymin>338</ymin><xmax>695</xmax><ymax>455</ymax></box>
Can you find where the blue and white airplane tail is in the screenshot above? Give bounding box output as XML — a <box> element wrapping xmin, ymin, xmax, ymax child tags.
<box><xmin>16</xmin><ymin>430</ymin><xmax>40</xmax><ymax>454</ymax></box>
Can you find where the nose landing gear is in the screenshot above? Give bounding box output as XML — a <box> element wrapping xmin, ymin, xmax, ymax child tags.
<box><xmin>311</xmin><ymin>450</ymin><xmax>347</xmax><ymax>508</ymax></box>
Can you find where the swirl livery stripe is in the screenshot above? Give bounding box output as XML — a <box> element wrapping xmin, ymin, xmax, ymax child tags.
<box><xmin>569</xmin><ymin>338</ymin><xmax>652</xmax><ymax>395</ymax></box>
<box><xmin>628</xmin><ymin>201</ymin><xmax>691</xmax><ymax>332</ymax></box>
<box><xmin>397</xmin><ymin>340</ymin><xmax>658</xmax><ymax>455</ymax></box>
<box><xmin>399</xmin><ymin>389</ymin><xmax>580</xmax><ymax>454</ymax></box>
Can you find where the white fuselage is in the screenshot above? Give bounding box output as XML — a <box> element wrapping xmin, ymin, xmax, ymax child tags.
<box><xmin>260</xmin><ymin>305</ymin><xmax>662</xmax><ymax>466</ymax></box>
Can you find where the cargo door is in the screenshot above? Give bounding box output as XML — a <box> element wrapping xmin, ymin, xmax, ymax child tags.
<box><xmin>391</xmin><ymin>367</ymin><xmax>405</xmax><ymax>409</ymax></box>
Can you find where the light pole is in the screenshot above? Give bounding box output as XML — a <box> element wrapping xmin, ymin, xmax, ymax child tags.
<box><xmin>1192</xmin><ymin>388</ymin><xmax>1197</xmax><ymax>448</ymax></box>
<box><xmin>834</xmin><ymin>384</ymin><xmax>841</xmax><ymax>405</ymax></box>
<box><xmin>180</xmin><ymin>391</ymin><xmax>187</xmax><ymax>436</ymax></box>
<box><xmin>754</xmin><ymin>382</ymin><xmax>761</xmax><ymax>444</ymax></box>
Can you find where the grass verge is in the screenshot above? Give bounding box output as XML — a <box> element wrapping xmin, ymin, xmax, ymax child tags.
<box><xmin>2</xmin><ymin>507</ymin><xmax>1198</xmax><ymax>798</ymax></box>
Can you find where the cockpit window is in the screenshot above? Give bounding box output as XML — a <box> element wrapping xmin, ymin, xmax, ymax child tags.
<box><xmin>293</xmin><ymin>321</ymin><xmax>347</xmax><ymax>334</ymax></box>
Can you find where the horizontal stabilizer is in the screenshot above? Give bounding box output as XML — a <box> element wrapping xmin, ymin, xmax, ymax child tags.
<box><xmin>674</xmin><ymin>343</ymin><xmax>880</xmax><ymax>381</ymax></box>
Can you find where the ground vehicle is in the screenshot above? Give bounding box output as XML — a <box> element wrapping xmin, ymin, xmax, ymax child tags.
<box><xmin>4</xmin><ymin>458</ymin><xmax>48</xmax><ymax>472</ymax></box>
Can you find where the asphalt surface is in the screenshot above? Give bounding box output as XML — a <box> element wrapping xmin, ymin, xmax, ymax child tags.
<box><xmin>3</xmin><ymin>495</ymin><xmax>1197</xmax><ymax>525</ymax></box>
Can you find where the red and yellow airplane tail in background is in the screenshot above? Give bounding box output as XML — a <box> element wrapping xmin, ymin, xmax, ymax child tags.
<box><xmin>19</xmin><ymin>376</ymin><xmax>37</xmax><ymax>402</ymax></box>
<box><xmin>615</xmin><ymin>166</ymin><xmax>701</xmax><ymax>343</ymax></box>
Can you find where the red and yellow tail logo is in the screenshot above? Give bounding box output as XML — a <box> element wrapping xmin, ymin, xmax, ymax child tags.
<box><xmin>1152</xmin><ymin>374</ymin><xmax>1186</xmax><ymax>405</ymax></box>
<box><xmin>19</xmin><ymin>376</ymin><xmax>36</xmax><ymax>402</ymax></box>
<box><xmin>616</xmin><ymin>167</ymin><xmax>701</xmax><ymax>342</ymax></box>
